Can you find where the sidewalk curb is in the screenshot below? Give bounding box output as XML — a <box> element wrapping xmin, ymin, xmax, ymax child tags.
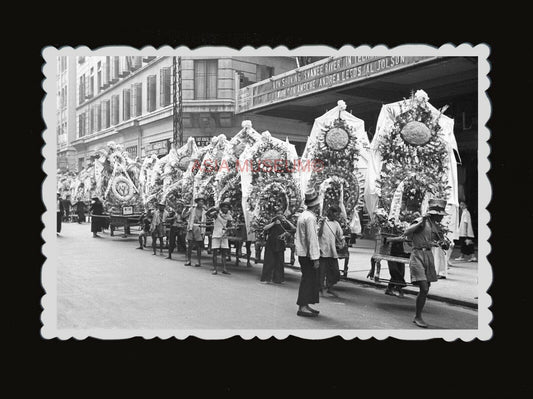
<box><xmin>284</xmin><ymin>264</ymin><xmax>478</xmax><ymax>310</ymax></box>
<box><xmin>343</xmin><ymin>276</ymin><xmax>478</xmax><ymax>310</ymax></box>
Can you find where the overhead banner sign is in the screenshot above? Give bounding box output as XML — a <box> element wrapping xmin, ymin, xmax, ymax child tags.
<box><xmin>236</xmin><ymin>56</ymin><xmax>437</xmax><ymax>114</ymax></box>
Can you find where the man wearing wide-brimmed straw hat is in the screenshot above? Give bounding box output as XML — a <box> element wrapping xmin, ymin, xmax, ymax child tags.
<box><xmin>182</xmin><ymin>197</ymin><xmax>207</xmax><ymax>267</ymax></box>
<box><xmin>294</xmin><ymin>188</ymin><xmax>322</xmax><ymax>317</ymax></box>
<box><xmin>206</xmin><ymin>199</ymin><xmax>233</xmax><ymax>275</ymax></box>
<box><xmin>402</xmin><ymin>198</ymin><xmax>450</xmax><ymax>328</ymax></box>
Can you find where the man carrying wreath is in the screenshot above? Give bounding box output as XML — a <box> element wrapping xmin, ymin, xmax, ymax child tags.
<box><xmin>402</xmin><ymin>198</ymin><xmax>450</xmax><ymax>328</ymax></box>
<box><xmin>206</xmin><ymin>200</ymin><xmax>233</xmax><ymax>275</ymax></box>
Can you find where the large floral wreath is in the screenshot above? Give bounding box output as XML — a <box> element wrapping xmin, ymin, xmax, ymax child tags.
<box><xmin>306</xmin><ymin>107</ymin><xmax>362</xmax><ymax>228</ymax></box>
<box><xmin>374</xmin><ymin>90</ymin><xmax>450</xmax><ymax>232</ymax></box>
<box><xmin>216</xmin><ymin>174</ymin><xmax>244</xmax><ymax>226</ymax></box>
<box><xmin>248</xmin><ymin>178</ymin><xmax>301</xmax><ymax>241</ymax></box>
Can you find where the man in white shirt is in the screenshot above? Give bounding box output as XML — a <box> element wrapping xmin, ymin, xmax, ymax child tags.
<box><xmin>455</xmin><ymin>201</ymin><xmax>477</xmax><ymax>262</ymax></box>
<box><xmin>295</xmin><ymin>189</ymin><xmax>322</xmax><ymax>317</ymax></box>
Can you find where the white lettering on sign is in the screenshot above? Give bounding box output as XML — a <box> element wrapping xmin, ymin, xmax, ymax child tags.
<box><xmin>236</xmin><ymin>56</ymin><xmax>435</xmax><ymax>113</ymax></box>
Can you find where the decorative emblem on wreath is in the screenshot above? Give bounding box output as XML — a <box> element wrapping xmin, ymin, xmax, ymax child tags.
<box><xmin>400</xmin><ymin>121</ymin><xmax>431</xmax><ymax>146</ymax></box>
<box><xmin>111</xmin><ymin>175</ymin><xmax>135</xmax><ymax>203</ymax></box>
<box><xmin>325</xmin><ymin>126</ymin><xmax>350</xmax><ymax>151</ymax></box>
<box><xmin>261</xmin><ymin>149</ymin><xmax>281</xmax><ymax>161</ymax></box>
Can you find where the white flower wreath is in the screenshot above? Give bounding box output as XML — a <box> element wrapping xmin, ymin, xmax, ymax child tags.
<box><xmin>111</xmin><ymin>175</ymin><xmax>135</xmax><ymax>203</ymax></box>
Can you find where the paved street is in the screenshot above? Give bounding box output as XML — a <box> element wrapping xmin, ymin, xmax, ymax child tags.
<box><xmin>55</xmin><ymin>222</ymin><xmax>478</xmax><ymax>330</ymax></box>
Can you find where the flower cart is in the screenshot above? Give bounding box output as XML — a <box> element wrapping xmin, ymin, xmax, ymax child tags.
<box><xmin>241</xmin><ymin>131</ymin><xmax>303</xmax><ymax>265</ymax></box>
<box><xmin>300</xmin><ymin>100</ymin><xmax>370</xmax><ymax>276</ymax></box>
<box><xmin>364</xmin><ymin>90</ymin><xmax>459</xmax><ymax>283</ymax></box>
<box><xmin>192</xmin><ymin>134</ymin><xmax>231</xmax><ymax>253</ymax></box>
<box><xmin>214</xmin><ymin>121</ymin><xmax>262</xmax><ymax>265</ymax></box>
<box><xmin>99</xmin><ymin>143</ymin><xmax>143</xmax><ymax>237</ymax></box>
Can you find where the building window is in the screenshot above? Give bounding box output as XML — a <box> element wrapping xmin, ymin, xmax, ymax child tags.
<box><xmin>79</xmin><ymin>75</ymin><xmax>86</xmax><ymax>104</ymax></box>
<box><xmin>78</xmin><ymin>113</ymin><xmax>86</xmax><ymax>137</ymax></box>
<box><xmin>194</xmin><ymin>60</ymin><xmax>218</xmax><ymax>100</ymax></box>
<box><xmin>95</xmin><ymin>103</ymin><xmax>102</xmax><ymax>131</ymax></box>
<box><xmin>147</xmin><ymin>75</ymin><xmax>157</xmax><ymax>112</ymax></box>
<box><xmin>123</xmin><ymin>89</ymin><xmax>131</xmax><ymax>120</ymax></box>
<box><xmin>131</xmin><ymin>83</ymin><xmax>142</xmax><ymax>117</ymax></box>
<box><xmin>111</xmin><ymin>95</ymin><xmax>120</xmax><ymax>125</ymax></box>
<box><xmin>103</xmin><ymin>100</ymin><xmax>110</xmax><ymax>128</ymax></box>
<box><xmin>89</xmin><ymin>106</ymin><xmax>94</xmax><ymax>134</ymax></box>
<box><xmin>78</xmin><ymin>157</ymin><xmax>85</xmax><ymax>171</ymax></box>
<box><xmin>88</xmin><ymin>68</ymin><xmax>94</xmax><ymax>99</ymax></box>
<box><xmin>160</xmin><ymin>67</ymin><xmax>171</xmax><ymax>107</ymax></box>
<box><xmin>97</xmin><ymin>62</ymin><xmax>102</xmax><ymax>94</ymax></box>
<box><xmin>113</xmin><ymin>56</ymin><xmax>120</xmax><ymax>81</ymax></box>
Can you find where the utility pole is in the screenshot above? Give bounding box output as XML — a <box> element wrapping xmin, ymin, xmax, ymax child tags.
<box><xmin>172</xmin><ymin>56</ymin><xmax>184</xmax><ymax>149</ymax></box>
<box><xmin>178</xmin><ymin>56</ymin><xmax>183</xmax><ymax>147</ymax></box>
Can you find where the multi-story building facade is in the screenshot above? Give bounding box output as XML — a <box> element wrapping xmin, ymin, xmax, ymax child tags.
<box><xmin>56</xmin><ymin>56</ymin><xmax>77</xmax><ymax>171</ymax></box>
<box><xmin>70</xmin><ymin>56</ymin><xmax>298</xmax><ymax>169</ymax></box>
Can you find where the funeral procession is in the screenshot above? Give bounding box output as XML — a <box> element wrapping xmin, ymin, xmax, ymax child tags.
<box><xmin>47</xmin><ymin>50</ymin><xmax>486</xmax><ymax>337</ymax></box>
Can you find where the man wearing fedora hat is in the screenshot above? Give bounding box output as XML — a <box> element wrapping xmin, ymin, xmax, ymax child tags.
<box><xmin>294</xmin><ymin>188</ymin><xmax>322</xmax><ymax>317</ymax></box>
<box><xmin>403</xmin><ymin>198</ymin><xmax>450</xmax><ymax>328</ymax></box>
<box><xmin>182</xmin><ymin>197</ymin><xmax>207</xmax><ymax>267</ymax></box>
<box><xmin>150</xmin><ymin>202</ymin><xmax>169</xmax><ymax>255</ymax></box>
<box><xmin>206</xmin><ymin>200</ymin><xmax>233</xmax><ymax>275</ymax></box>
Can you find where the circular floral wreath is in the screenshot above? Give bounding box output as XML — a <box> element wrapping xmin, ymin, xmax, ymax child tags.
<box><xmin>249</xmin><ymin>180</ymin><xmax>299</xmax><ymax>241</ymax></box>
<box><xmin>250</xmin><ymin>140</ymin><xmax>296</xmax><ymax>178</ymax></box>
<box><xmin>309</xmin><ymin>168</ymin><xmax>362</xmax><ymax>227</ymax></box>
<box><xmin>111</xmin><ymin>175</ymin><xmax>135</xmax><ymax>203</ymax></box>
<box><xmin>325</xmin><ymin>127</ymin><xmax>350</xmax><ymax>150</ymax></box>
<box><xmin>217</xmin><ymin>175</ymin><xmax>245</xmax><ymax>225</ymax></box>
<box><xmin>318</xmin><ymin>117</ymin><xmax>359</xmax><ymax>164</ymax></box>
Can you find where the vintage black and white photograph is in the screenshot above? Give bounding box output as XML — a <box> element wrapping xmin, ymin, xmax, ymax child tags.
<box><xmin>41</xmin><ymin>44</ymin><xmax>491</xmax><ymax>340</ymax></box>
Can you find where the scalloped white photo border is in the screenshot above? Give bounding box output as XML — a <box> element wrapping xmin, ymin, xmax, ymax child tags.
<box><xmin>41</xmin><ymin>44</ymin><xmax>492</xmax><ymax>341</ymax></box>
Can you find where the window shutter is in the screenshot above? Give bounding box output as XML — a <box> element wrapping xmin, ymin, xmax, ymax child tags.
<box><xmin>110</xmin><ymin>96</ymin><xmax>115</xmax><ymax>125</ymax></box>
<box><xmin>160</xmin><ymin>67</ymin><xmax>171</xmax><ymax>107</ymax></box>
<box><xmin>124</xmin><ymin>89</ymin><xmax>131</xmax><ymax>120</ymax></box>
<box><xmin>114</xmin><ymin>95</ymin><xmax>120</xmax><ymax>124</ymax></box>
<box><xmin>147</xmin><ymin>75</ymin><xmax>156</xmax><ymax>112</ymax></box>
<box><xmin>85</xmin><ymin>74</ymin><xmax>89</xmax><ymax>100</ymax></box>
<box><xmin>159</xmin><ymin>69</ymin><xmax>163</xmax><ymax>106</ymax></box>
<box><xmin>131</xmin><ymin>84</ymin><xmax>136</xmax><ymax>117</ymax></box>
<box><xmin>113</xmin><ymin>56</ymin><xmax>119</xmax><ymax>80</ymax></box>
<box><xmin>97</xmin><ymin>103</ymin><xmax>102</xmax><ymax>131</ymax></box>
<box><xmin>135</xmin><ymin>83</ymin><xmax>142</xmax><ymax>116</ymax></box>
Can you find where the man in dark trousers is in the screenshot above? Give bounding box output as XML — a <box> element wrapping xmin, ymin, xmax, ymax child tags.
<box><xmin>57</xmin><ymin>192</ymin><xmax>64</xmax><ymax>235</ymax></box>
<box><xmin>384</xmin><ymin>236</ymin><xmax>410</xmax><ymax>298</ymax></box>
<box><xmin>62</xmin><ymin>195</ymin><xmax>72</xmax><ymax>222</ymax></box>
<box><xmin>90</xmin><ymin>197</ymin><xmax>105</xmax><ymax>237</ymax></box>
<box><xmin>295</xmin><ymin>188</ymin><xmax>322</xmax><ymax>317</ymax></box>
<box><xmin>73</xmin><ymin>198</ymin><xmax>86</xmax><ymax>223</ymax></box>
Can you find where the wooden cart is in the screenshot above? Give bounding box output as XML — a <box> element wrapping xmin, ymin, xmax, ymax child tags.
<box><xmin>109</xmin><ymin>214</ymin><xmax>142</xmax><ymax>237</ymax></box>
<box><xmin>367</xmin><ymin>232</ymin><xmax>411</xmax><ymax>283</ymax></box>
